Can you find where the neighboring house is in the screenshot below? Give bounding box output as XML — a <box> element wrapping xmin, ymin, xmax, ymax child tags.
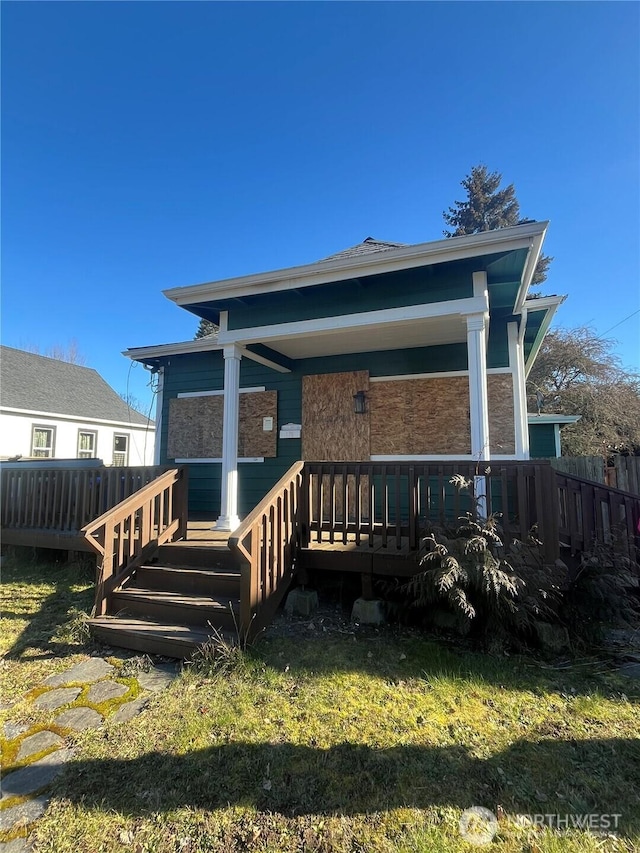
<box><xmin>0</xmin><ymin>346</ymin><xmax>155</xmax><ymax>465</ymax></box>
<box><xmin>125</xmin><ymin>222</ymin><xmax>567</xmax><ymax>529</ymax></box>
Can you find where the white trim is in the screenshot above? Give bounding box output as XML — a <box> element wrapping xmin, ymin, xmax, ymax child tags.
<box><xmin>527</xmin><ymin>414</ymin><xmax>582</xmax><ymax>424</ymax></box>
<box><xmin>472</xmin><ymin>271</ymin><xmax>488</xmax><ymax>300</ymax></box>
<box><xmin>217</xmin><ymin>295</ymin><xmax>487</xmax><ymax>348</ymax></box>
<box><xmin>164</xmin><ymin>222</ymin><xmax>549</xmax><ymax>306</ymax></box>
<box><xmin>370</xmin><ymin>370</ymin><xmax>468</xmax><ymax>382</ymax></box>
<box><xmin>371</xmin><ymin>454</ymin><xmax>475</xmax><ymax>462</ymax></box>
<box><xmin>173</xmin><ymin>457</ymin><xmax>264</xmax><ymax>464</ymax></box>
<box><xmin>176</xmin><ymin>386</ymin><xmax>265</xmax><ymax>398</ymax></box>
<box><xmin>0</xmin><ymin>406</ymin><xmax>153</xmax><ymax>431</ymax></box>
<box><xmin>523</xmin><ymin>295</ymin><xmax>566</xmax><ymax>377</ymax></box>
<box><xmin>370</xmin><ymin>454</ymin><xmax>524</xmax><ymax>462</ymax></box>
<box><xmin>217</xmin><ymin>344</ymin><xmax>241</xmax><ymax>532</ymax></box>
<box><xmin>239</xmin><ymin>346</ymin><xmax>292</xmax><ymax>374</ymax></box>
<box><xmin>508</xmin><ymin>321</ymin><xmax>528</xmax><ymax>460</ymax></box>
<box><xmin>554</xmin><ymin>425</ymin><xmax>561</xmax><ymax>459</ymax></box>
<box><xmin>369</xmin><ymin>368</ymin><xmax>510</xmax><ymax>383</ymax></box>
<box><xmin>219</xmin><ymin>311</ymin><xmax>228</xmax><ymax>332</ymax></box>
<box><xmin>514</xmin><ymin>228</ymin><xmax>548</xmax><ymax>314</ymax></box>
<box><xmin>466</xmin><ymin>313</ymin><xmax>490</xmax><ymax>461</ymax></box>
<box><xmin>123</xmin><ymin>338</ymin><xmax>222</xmax><ymax>362</ymax></box>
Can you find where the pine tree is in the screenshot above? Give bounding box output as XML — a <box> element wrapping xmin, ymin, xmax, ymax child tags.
<box><xmin>443</xmin><ymin>165</ymin><xmax>552</xmax><ymax>284</ymax></box>
<box><xmin>194</xmin><ymin>318</ymin><xmax>218</xmax><ymax>339</ymax></box>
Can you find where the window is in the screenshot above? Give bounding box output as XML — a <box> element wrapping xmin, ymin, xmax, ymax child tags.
<box><xmin>31</xmin><ymin>425</ymin><xmax>56</xmax><ymax>458</ymax></box>
<box><xmin>77</xmin><ymin>430</ymin><xmax>97</xmax><ymax>459</ymax></box>
<box><xmin>113</xmin><ymin>433</ymin><xmax>129</xmax><ymax>466</ymax></box>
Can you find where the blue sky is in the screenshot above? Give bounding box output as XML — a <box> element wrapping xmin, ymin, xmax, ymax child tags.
<box><xmin>2</xmin><ymin>1</ymin><xmax>639</xmax><ymax>413</ymax></box>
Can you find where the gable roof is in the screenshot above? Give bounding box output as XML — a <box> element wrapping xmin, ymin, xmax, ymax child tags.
<box><xmin>318</xmin><ymin>237</ymin><xmax>409</xmax><ymax>262</ymax></box>
<box><xmin>0</xmin><ymin>346</ymin><xmax>153</xmax><ymax>427</ymax></box>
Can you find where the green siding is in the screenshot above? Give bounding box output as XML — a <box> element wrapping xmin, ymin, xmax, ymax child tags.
<box><xmin>528</xmin><ymin>423</ymin><xmax>557</xmax><ymax>458</ymax></box>
<box><xmin>158</xmin><ymin>343</ymin><xmax>472</xmax><ymax>515</ymax></box>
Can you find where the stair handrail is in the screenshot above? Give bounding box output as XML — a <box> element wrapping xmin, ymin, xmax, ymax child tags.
<box><xmin>228</xmin><ymin>461</ymin><xmax>305</xmax><ymax>641</ymax></box>
<box><xmin>82</xmin><ymin>467</ymin><xmax>189</xmax><ymax>616</ymax></box>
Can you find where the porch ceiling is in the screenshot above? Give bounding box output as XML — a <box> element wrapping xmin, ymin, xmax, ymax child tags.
<box><xmin>250</xmin><ymin>313</ymin><xmax>468</xmax><ymax>359</ymax></box>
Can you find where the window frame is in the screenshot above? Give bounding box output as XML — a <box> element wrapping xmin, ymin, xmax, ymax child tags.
<box><xmin>77</xmin><ymin>429</ymin><xmax>98</xmax><ymax>459</ymax></box>
<box><xmin>112</xmin><ymin>433</ymin><xmax>129</xmax><ymax>466</ymax></box>
<box><xmin>31</xmin><ymin>425</ymin><xmax>56</xmax><ymax>458</ymax></box>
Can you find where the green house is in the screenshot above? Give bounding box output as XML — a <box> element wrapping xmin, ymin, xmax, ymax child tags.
<box><xmin>126</xmin><ymin>222</ymin><xmax>565</xmax><ymax>528</ymax></box>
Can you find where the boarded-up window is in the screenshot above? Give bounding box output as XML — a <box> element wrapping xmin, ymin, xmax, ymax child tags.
<box><xmin>302</xmin><ymin>371</ymin><xmax>370</xmax><ymax>462</ymax></box>
<box><xmin>370</xmin><ymin>376</ymin><xmax>471</xmax><ymax>455</ymax></box>
<box><xmin>487</xmin><ymin>373</ymin><xmax>515</xmax><ymax>454</ymax></box>
<box><xmin>167</xmin><ymin>391</ymin><xmax>277</xmax><ymax>459</ymax></box>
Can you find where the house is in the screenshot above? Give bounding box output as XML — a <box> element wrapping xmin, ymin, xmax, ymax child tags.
<box><xmin>0</xmin><ymin>346</ymin><xmax>155</xmax><ymax>465</ymax></box>
<box><xmin>124</xmin><ymin>221</ymin><xmax>568</xmax><ymax>530</ymax></box>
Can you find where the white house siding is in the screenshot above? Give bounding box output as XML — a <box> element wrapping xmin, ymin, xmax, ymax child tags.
<box><xmin>0</xmin><ymin>410</ymin><xmax>155</xmax><ymax>465</ymax></box>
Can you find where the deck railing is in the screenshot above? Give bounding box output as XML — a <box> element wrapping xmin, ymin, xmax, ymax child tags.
<box><xmin>81</xmin><ymin>467</ymin><xmax>188</xmax><ymax>616</ymax></box>
<box><xmin>556</xmin><ymin>471</ymin><xmax>640</xmax><ymax>564</ymax></box>
<box><xmin>228</xmin><ymin>461</ymin><xmax>305</xmax><ymax>641</ymax></box>
<box><xmin>303</xmin><ymin>460</ymin><xmax>562</xmax><ymax>564</ymax></box>
<box><xmin>1</xmin><ymin>464</ymin><xmax>168</xmax><ymax>533</ymax></box>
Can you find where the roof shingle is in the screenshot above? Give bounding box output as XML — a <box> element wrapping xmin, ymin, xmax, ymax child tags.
<box><xmin>0</xmin><ymin>346</ymin><xmax>153</xmax><ymax>426</ymax></box>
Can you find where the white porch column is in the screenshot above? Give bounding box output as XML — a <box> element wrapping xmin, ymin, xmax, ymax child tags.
<box><xmin>216</xmin><ymin>344</ymin><xmax>241</xmax><ymax>531</ymax></box>
<box><xmin>466</xmin><ymin>313</ymin><xmax>490</xmax><ymax>461</ymax></box>
<box><xmin>508</xmin><ymin>321</ymin><xmax>529</xmax><ymax>459</ymax></box>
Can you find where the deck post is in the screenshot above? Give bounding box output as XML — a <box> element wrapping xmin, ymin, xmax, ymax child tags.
<box><xmin>466</xmin><ymin>312</ymin><xmax>490</xmax><ymax>461</ymax></box>
<box><xmin>217</xmin><ymin>344</ymin><xmax>241</xmax><ymax>531</ymax></box>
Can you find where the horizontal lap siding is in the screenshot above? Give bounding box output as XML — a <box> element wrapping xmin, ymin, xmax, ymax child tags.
<box><xmin>529</xmin><ymin>423</ymin><xmax>557</xmax><ymax>458</ymax></box>
<box><xmin>158</xmin><ymin>337</ymin><xmax>510</xmax><ymax>515</ymax></box>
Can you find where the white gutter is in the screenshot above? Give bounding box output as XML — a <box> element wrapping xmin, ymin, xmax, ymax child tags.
<box><xmin>123</xmin><ymin>337</ymin><xmax>223</xmax><ymax>362</ymax></box>
<box><xmin>513</xmin><ymin>225</ymin><xmax>548</xmax><ymax>315</ymax></box>
<box><xmin>523</xmin><ymin>295</ymin><xmax>567</xmax><ymax>377</ymax></box>
<box><xmin>163</xmin><ymin>221</ymin><xmax>549</xmax><ymax>306</ymax></box>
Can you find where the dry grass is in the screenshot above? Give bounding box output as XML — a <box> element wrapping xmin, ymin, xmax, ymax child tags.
<box><xmin>2</xmin><ymin>553</ymin><xmax>639</xmax><ymax>851</ymax></box>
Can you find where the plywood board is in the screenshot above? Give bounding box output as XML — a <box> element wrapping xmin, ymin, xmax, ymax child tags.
<box><xmin>239</xmin><ymin>391</ymin><xmax>277</xmax><ymax>457</ymax></box>
<box><xmin>370</xmin><ymin>376</ymin><xmax>471</xmax><ymax>455</ymax></box>
<box><xmin>487</xmin><ymin>374</ymin><xmax>515</xmax><ymax>454</ymax></box>
<box><xmin>302</xmin><ymin>371</ymin><xmax>370</xmax><ymax>462</ymax></box>
<box><xmin>167</xmin><ymin>391</ymin><xmax>277</xmax><ymax>459</ymax></box>
<box><xmin>167</xmin><ymin>396</ymin><xmax>223</xmax><ymax>459</ymax></box>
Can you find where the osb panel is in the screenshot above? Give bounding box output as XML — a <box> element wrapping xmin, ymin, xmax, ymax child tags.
<box><xmin>370</xmin><ymin>377</ymin><xmax>471</xmax><ymax>455</ymax></box>
<box><xmin>167</xmin><ymin>391</ymin><xmax>277</xmax><ymax>459</ymax></box>
<box><xmin>239</xmin><ymin>391</ymin><xmax>277</xmax><ymax>458</ymax></box>
<box><xmin>488</xmin><ymin>373</ymin><xmax>515</xmax><ymax>454</ymax></box>
<box><xmin>302</xmin><ymin>371</ymin><xmax>370</xmax><ymax>462</ymax></box>
<box><xmin>168</xmin><ymin>396</ymin><xmax>223</xmax><ymax>459</ymax></box>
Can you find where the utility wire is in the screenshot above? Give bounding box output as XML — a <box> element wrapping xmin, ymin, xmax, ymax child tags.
<box><xmin>600</xmin><ymin>308</ymin><xmax>640</xmax><ymax>338</ymax></box>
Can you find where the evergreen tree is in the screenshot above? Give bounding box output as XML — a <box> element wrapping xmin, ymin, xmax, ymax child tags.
<box><xmin>443</xmin><ymin>165</ymin><xmax>552</xmax><ymax>284</ymax></box>
<box><xmin>194</xmin><ymin>318</ymin><xmax>218</xmax><ymax>339</ymax></box>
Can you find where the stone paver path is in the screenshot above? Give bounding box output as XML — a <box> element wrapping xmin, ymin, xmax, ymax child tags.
<box><xmin>1</xmin><ymin>655</ymin><xmax>178</xmax><ymax>847</ymax></box>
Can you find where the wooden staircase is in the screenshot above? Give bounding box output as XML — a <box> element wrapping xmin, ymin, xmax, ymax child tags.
<box><xmin>89</xmin><ymin>537</ymin><xmax>242</xmax><ymax>658</ymax></box>
<box><xmin>79</xmin><ymin>461</ymin><xmax>639</xmax><ymax>660</ymax></box>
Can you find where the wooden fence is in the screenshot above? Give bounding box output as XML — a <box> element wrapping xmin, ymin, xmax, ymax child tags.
<box><xmin>1</xmin><ymin>465</ymin><xmax>169</xmax><ymax>534</ymax></box>
<box><xmin>551</xmin><ymin>456</ymin><xmax>640</xmax><ymax>495</ymax></box>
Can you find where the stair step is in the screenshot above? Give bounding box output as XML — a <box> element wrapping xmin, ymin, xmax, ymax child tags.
<box><xmin>155</xmin><ymin>543</ymin><xmax>238</xmax><ymax>570</ymax></box>
<box><xmin>111</xmin><ymin>588</ymin><xmax>240</xmax><ymax>629</ymax></box>
<box><xmin>134</xmin><ymin>565</ymin><xmax>241</xmax><ymax>597</ymax></box>
<box><xmin>88</xmin><ymin>616</ymin><xmax>230</xmax><ymax>659</ymax></box>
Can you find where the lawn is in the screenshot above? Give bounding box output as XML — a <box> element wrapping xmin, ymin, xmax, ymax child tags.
<box><xmin>1</xmin><ymin>552</ymin><xmax>639</xmax><ymax>852</ymax></box>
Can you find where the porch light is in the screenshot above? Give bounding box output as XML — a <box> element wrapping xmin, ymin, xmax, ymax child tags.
<box><xmin>353</xmin><ymin>390</ymin><xmax>367</xmax><ymax>414</ymax></box>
